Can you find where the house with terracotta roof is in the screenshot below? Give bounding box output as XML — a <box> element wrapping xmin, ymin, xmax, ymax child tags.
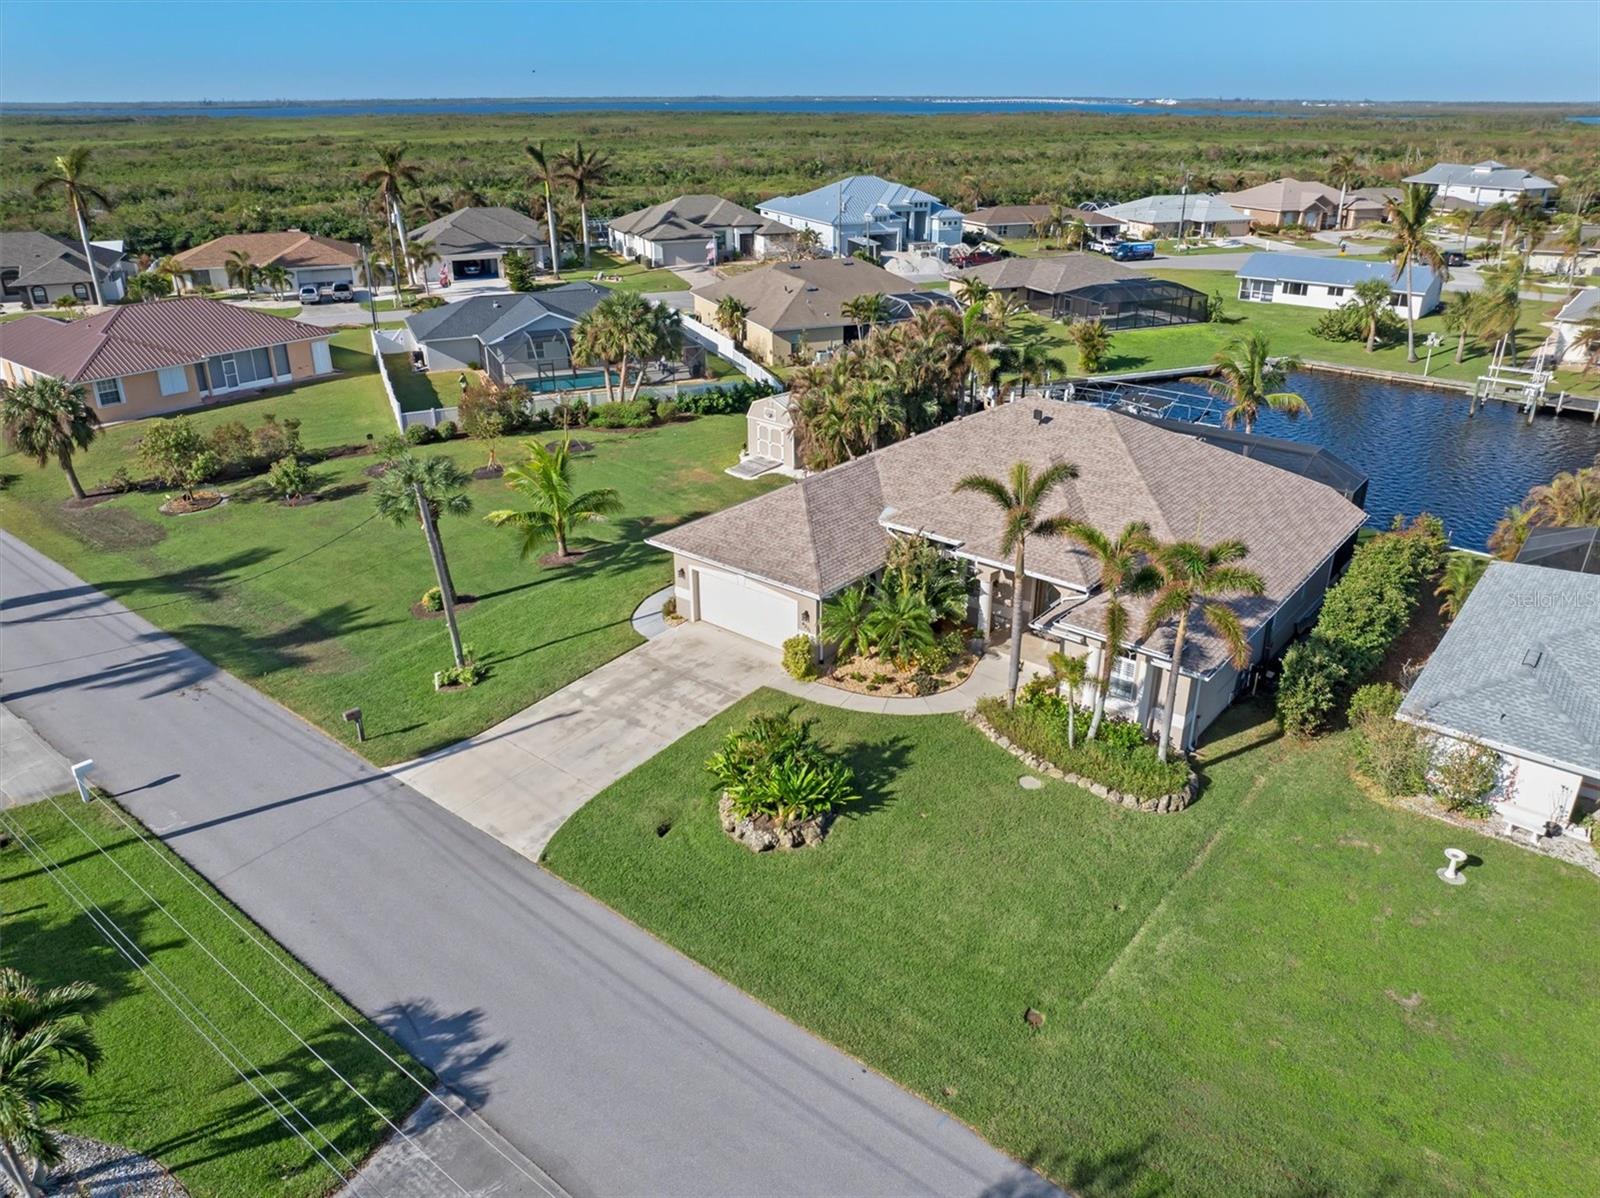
<box><xmin>0</xmin><ymin>296</ymin><xmax>335</xmax><ymax>420</ymax></box>
<box><xmin>648</xmin><ymin>401</ymin><xmax>1366</xmax><ymax>749</ymax></box>
<box><xmin>689</xmin><ymin>257</ymin><xmax>957</xmax><ymax>366</ymax></box>
<box><xmin>1</xmin><ymin>231</ymin><xmax>130</xmax><ymax>309</ymax></box>
<box><xmin>1220</xmin><ymin>178</ymin><xmax>1342</xmax><ymax>230</ymax></box>
<box><xmin>172</xmin><ymin>231</ymin><xmax>362</xmax><ymax>294</ymax></box>
<box><xmin>607</xmin><ymin>195</ymin><xmax>796</xmax><ymax>267</ymax></box>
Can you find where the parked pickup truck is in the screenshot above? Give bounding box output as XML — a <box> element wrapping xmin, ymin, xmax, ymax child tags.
<box><xmin>329</xmin><ymin>282</ymin><xmax>355</xmax><ymax>302</ymax></box>
<box><xmin>1110</xmin><ymin>241</ymin><xmax>1157</xmax><ymax>262</ymax></box>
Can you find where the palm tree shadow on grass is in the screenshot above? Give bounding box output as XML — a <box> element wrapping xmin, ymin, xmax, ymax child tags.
<box><xmin>836</xmin><ymin>734</ymin><xmax>914</xmax><ymax>821</ymax></box>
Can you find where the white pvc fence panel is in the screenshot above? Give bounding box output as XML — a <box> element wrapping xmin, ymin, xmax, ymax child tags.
<box><xmin>373</xmin><ymin>327</ymin><xmax>411</xmax><ymax>355</ymax></box>
<box><xmin>678</xmin><ymin>313</ymin><xmax>779</xmax><ymax>388</ymax></box>
<box><xmin>371</xmin><ymin>330</ymin><xmax>406</xmax><ymax>431</ymax></box>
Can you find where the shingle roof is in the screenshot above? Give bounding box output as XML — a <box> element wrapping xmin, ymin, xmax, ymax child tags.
<box><xmin>1398</xmin><ymin>561</ymin><xmax>1600</xmax><ymax>775</ymax></box>
<box><xmin>404</xmin><ymin>284</ymin><xmax>606</xmax><ymax>344</ymax></box>
<box><xmin>1403</xmin><ymin>161</ymin><xmax>1557</xmax><ymax>192</ymax></box>
<box><xmin>955</xmin><ymin>253</ymin><xmax>1147</xmax><ymax>295</ymax></box>
<box><xmin>607</xmin><ymin>194</ymin><xmax>791</xmax><ymax>242</ymax></box>
<box><xmin>1236</xmin><ymin>251</ymin><xmax>1439</xmax><ymax>294</ymax></box>
<box><xmin>411</xmin><ymin>207</ymin><xmax>548</xmax><ymax>255</ymax></box>
<box><xmin>0</xmin><ymin>297</ymin><xmax>327</xmax><ymax>382</ymax></box>
<box><xmin>759</xmin><ymin>175</ymin><xmax>948</xmax><ymax>224</ymax></box>
<box><xmin>1554</xmin><ymin>286</ymin><xmax>1600</xmax><ymax>324</ymax></box>
<box><xmin>0</xmin><ymin>231</ymin><xmax>124</xmax><ymax>288</ymax></box>
<box><xmin>692</xmin><ymin>258</ymin><xmax>945</xmax><ymax>332</ymax></box>
<box><xmin>1099</xmin><ymin>194</ymin><xmax>1247</xmax><ymax>225</ymax></box>
<box><xmin>172</xmin><ymin>231</ymin><xmax>360</xmax><ymax>270</ymax></box>
<box><xmin>1221</xmin><ymin>178</ymin><xmax>1339</xmax><ymax>213</ymax></box>
<box><xmin>650</xmin><ymin>402</ymin><xmax>1366</xmax><ymax>672</ymax></box>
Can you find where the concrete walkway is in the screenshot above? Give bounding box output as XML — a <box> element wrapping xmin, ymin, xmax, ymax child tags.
<box><xmin>1</xmin><ymin>702</ymin><xmax>72</xmax><ymax>807</ymax></box>
<box><xmin>394</xmin><ymin>622</ymin><xmax>1022</xmax><ymax>860</ymax></box>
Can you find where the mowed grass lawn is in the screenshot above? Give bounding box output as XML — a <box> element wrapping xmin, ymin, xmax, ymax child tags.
<box><xmin>0</xmin><ymin>797</ymin><xmax>425</xmax><ymax>1197</ymax></box>
<box><xmin>543</xmin><ymin>691</ymin><xmax>1600</xmax><ymax>1197</ymax></box>
<box><xmin>586</xmin><ymin>248</ymin><xmax>690</xmax><ymax>293</ymax></box>
<box><xmin>0</xmin><ymin>330</ymin><xmax>781</xmax><ymax>763</ymax></box>
<box><xmin>1017</xmin><ymin>266</ymin><xmax>1596</xmax><ymax>396</ymax></box>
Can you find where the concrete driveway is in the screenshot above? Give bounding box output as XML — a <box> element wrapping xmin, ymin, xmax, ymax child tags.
<box><xmin>393</xmin><ymin>622</ymin><xmax>787</xmax><ymax>859</ymax></box>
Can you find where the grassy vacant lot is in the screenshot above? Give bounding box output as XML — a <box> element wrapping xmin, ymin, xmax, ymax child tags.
<box><xmin>544</xmin><ymin>691</ymin><xmax>1600</xmax><ymax>1198</ymax></box>
<box><xmin>1020</xmin><ymin>267</ymin><xmax>1596</xmax><ymax>394</ymax></box>
<box><xmin>0</xmin><ymin>334</ymin><xmax>780</xmax><ymax>763</ymax></box>
<box><xmin>585</xmin><ymin>248</ymin><xmax>690</xmax><ymax>293</ymax></box>
<box><xmin>0</xmin><ymin>797</ymin><xmax>424</xmax><ymax>1197</ymax></box>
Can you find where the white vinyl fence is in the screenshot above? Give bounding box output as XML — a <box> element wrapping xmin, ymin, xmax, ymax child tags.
<box><xmin>678</xmin><ymin>313</ymin><xmax>780</xmax><ymax>388</ymax></box>
<box><xmin>372</xmin><ymin>328</ymin><xmax>458</xmax><ymax>431</ymax></box>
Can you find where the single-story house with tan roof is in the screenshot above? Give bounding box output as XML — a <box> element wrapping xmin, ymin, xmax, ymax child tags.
<box><xmin>690</xmin><ymin>257</ymin><xmax>957</xmax><ymax>367</ymax></box>
<box><xmin>649</xmin><ymin>401</ymin><xmax>1366</xmax><ymax>750</ymax></box>
<box><xmin>961</xmin><ymin>205</ymin><xmax>1124</xmax><ymax>243</ymax></box>
<box><xmin>1220</xmin><ymin>178</ymin><xmax>1341</xmax><ymax>230</ymax></box>
<box><xmin>607</xmin><ymin>194</ymin><xmax>796</xmax><ymax>267</ymax></box>
<box><xmin>172</xmin><ymin>230</ymin><xmax>362</xmax><ymax>293</ymax></box>
<box><xmin>0</xmin><ymin>295</ymin><xmax>335</xmax><ymax>421</ymax></box>
<box><xmin>953</xmin><ymin>253</ymin><xmax>1209</xmax><ymax>327</ymax></box>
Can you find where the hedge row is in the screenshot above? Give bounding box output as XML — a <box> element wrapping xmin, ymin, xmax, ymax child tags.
<box><xmin>975</xmin><ymin>697</ymin><xmax>1192</xmax><ymax>801</ymax></box>
<box><xmin>1276</xmin><ymin>515</ymin><xmax>1447</xmax><ymax>737</ymax></box>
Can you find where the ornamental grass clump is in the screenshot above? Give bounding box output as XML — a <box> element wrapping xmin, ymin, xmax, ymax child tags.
<box><xmin>705</xmin><ymin>712</ymin><xmax>858</xmax><ymax>827</ymax></box>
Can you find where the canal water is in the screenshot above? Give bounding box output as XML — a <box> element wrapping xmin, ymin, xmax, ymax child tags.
<box><xmin>1174</xmin><ymin>371</ymin><xmax>1600</xmax><ymax>551</ymax></box>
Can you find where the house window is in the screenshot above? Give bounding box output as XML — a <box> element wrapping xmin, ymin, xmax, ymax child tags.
<box><xmin>1238</xmin><ymin>278</ymin><xmax>1276</xmax><ymax>302</ymax></box>
<box><xmin>194</xmin><ymin>360</ymin><xmax>210</xmax><ymax>392</ymax></box>
<box><xmin>1389</xmin><ymin>292</ymin><xmax>1406</xmax><ymax>307</ymax></box>
<box><xmin>72</xmin><ymin>283</ymin><xmax>90</xmax><ymax>301</ymax></box>
<box><xmin>1282</xmin><ymin>281</ymin><xmax>1308</xmax><ymax>296</ymax></box>
<box><xmin>157</xmin><ymin>366</ymin><xmax>188</xmax><ymax>396</ymax></box>
<box><xmin>30</xmin><ymin>286</ymin><xmax>47</xmax><ymax>305</ymax></box>
<box><xmin>1108</xmin><ymin>650</ymin><xmax>1141</xmax><ymax>703</ymax></box>
<box><xmin>94</xmin><ymin>378</ymin><xmax>124</xmax><ymax>407</ymax></box>
<box><xmin>273</xmin><ymin>344</ymin><xmax>291</xmax><ymax>376</ymax></box>
<box><xmin>1326</xmin><ymin>286</ymin><xmax>1345</xmax><ymax>298</ymax></box>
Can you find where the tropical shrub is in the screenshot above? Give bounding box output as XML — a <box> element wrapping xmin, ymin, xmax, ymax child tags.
<box><xmin>821</xmin><ymin>583</ymin><xmax>873</xmax><ymax>661</ymax></box>
<box><xmin>252</xmin><ymin>414</ymin><xmax>302</xmax><ymax>463</ymax></box>
<box><xmin>704</xmin><ymin>711</ymin><xmax>857</xmax><ymax>826</ymax></box>
<box><xmin>420</xmin><ymin>586</ymin><xmax>444</xmax><ymax>613</ymax></box>
<box><xmin>405</xmin><ymin>424</ymin><xmax>438</xmax><ymax>445</ymax></box>
<box><xmin>138</xmin><ymin>417</ymin><xmax>219</xmax><ymax>498</ymax></box>
<box><xmin>435</xmin><ymin>420</ymin><xmax>458</xmax><ymax>441</ymax></box>
<box><xmin>978</xmin><ymin>696</ymin><xmax>1189</xmax><ymax>801</ymax></box>
<box><xmin>1430</xmin><ymin>739</ymin><xmax>1500</xmax><ymax>817</ymax></box>
<box><xmin>1277</xmin><ymin>516</ymin><xmax>1446</xmax><ymax>736</ymax></box>
<box><xmin>656</xmin><ymin>399</ymin><xmax>681</xmax><ymax>421</ymax></box>
<box><xmin>1347</xmin><ymin>682</ymin><xmax>1403</xmax><ymax>725</ymax></box>
<box><xmin>503</xmin><ymin>248</ymin><xmax>536</xmax><ymax>292</ymax></box>
<box><xmin>412</xmin><ymin>295</ymin><xmax>445</xmax><ymax>311</ymax></box>
<box><xmin>661</xmin><ymin>594</ymin><xmax>677</xmax><ymax>619</ymax></box>
<box><xmin>782</xmin><ymin>635</ymin><xmax>817</xmax><ymax>680</ymax></box>
<box><xmin>265</xmin><ymin>455</ymin><xmax>314</xmax><ymax>499</ymax></box>
<box><xmin>1434</xmin><ymin>553</ymin><xmax>1487</xmax><ymax>620</ymax></box>
<box><xmin>207</xmin><ymin>420</ymin><xmax>254</xmax><ymax>465</ymax></box>
<box><xmin>1311</xmin><ymin>297</ymin><xmax>1403</xmax><ymax>344</ymax></box>
<box><xmin>438</xmin><ymin>659</ymin><xmax>486</xmax><ymax>688</ymax></box>
<box><xmin>589</xmin><ymin>399</ymin><xmax>655</xmax><ymax>428</ymax></box>
<box><xmin>913</xmin><ymin>639</ymin><xmax>953</xmax><ymax>675</ymax></box>
<box><xmin>679</xmin><ymin>379</ymin><xmax>778</xmax><ymax>416</ymax></box>
<box><xmin>1353</xmin><ymin>712</ymin><xmax>1429</xmax><ymax>797</ymax></box>
<box><xmin>904</xmin><ymin>670</ymin><xmax>940</xmax><ymax>696</ymax></box>
<box><xmin>881</xmin><ymin>534</ymin><xmax>971</xmax><ymax>624</ymax></box>
<box><xmin>861</xmin><ymin>588</ymin><xmax>935</xmax><ymax>666</ymax></box>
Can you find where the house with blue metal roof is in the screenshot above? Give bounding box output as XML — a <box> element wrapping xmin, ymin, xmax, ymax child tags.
<box><xmin>1234</xmin><ymin>252</ymin><xmax>1443</xmax><ymax>318</ymax></box>
<box><xmin>757</xmin><ymin>175</ymin><xmax>964</xmax><ymax>257</ymax></box>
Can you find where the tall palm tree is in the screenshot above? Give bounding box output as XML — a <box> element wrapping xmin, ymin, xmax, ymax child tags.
<box><xmin>1475</xmin><ymin>258</ymin><xmax>1526</xmax><ymax>363</ymax></box>
<box><xmin>406</xmin><ymin>239</ymin><xmax>441</xmax><ymax>295</ymax></box>
<box><xmin>954</xmin><ymin>276</ymin><xmax>992</xmax><ymax>310</ymax></box>
<box><xmin>1060</xmin><ymin>216</ymin><xmax>1089</xmax><ymax>252</ymax></box>
<box><xmin>1441</xmin><ymin>207</ymin><xmax>1479</xmax><ymax>256</ymax></box>
<box><xmin>953</xmin><ymin>459</ymin><xmax>1080</xmax><ymax>706</ymax></box>
<box><xmin>223</xmin><ymin>248</ymin><xmax>257</xmax><ymax>293</ymax></box>
<box><xmin>714</xmin><ymin>295</ymin><xmax>751</xmax><ymax>346</ymax></box>
<box><xmin>1384</xmin><ymin>183</ymin><xmax>1444</xmax><ymax>362</ymax></box>
<box><xmin>842</xmin><ymin>292</ymin><xmax>888</xmax><ymax>345</ymax></box>
<box><xmin>1349</xmin><ymin>277</ymin><xmax>1393</xmax><ymax>353</ymax></box>
<box><xmin>1062</xmin><ymin>520</ymin><xmax>1159</xmax><ymax>740</ymax></box>
<box><xmin>1046</xmin><ymin>650</ymin><xmax>1090</xmax><ymax>749</ymax></box>
<box><xmin>1442</xmin><ymin>291</ymin><xmax>1482</xmax><ymax>364</ymax></box>
<box><xmin>373</xmin><ymin>453</ymin><xmax>473</xmax><ymax>667</ymax></box>
<box><xmin>33</xmin><ymin>147</ymin><xmax>111</xmax><ymax>307</ymax></box>
<box><xmin>843</xmin><ymin>357</ymin><xmax>905</xmax><ymax>452</ymax></box>
<box><xmin>1141</xmin><ymin>539</ymin><xmax>1265</xmax><ymax>762</ymax></box>
<box><xmin>1192</xmin><ymin>330</ymin><xmax>1309</xmax><ymax>433</ymax></box>
<box><xmin>1</xmin><ymin>376</ymin><xmax>100</xmax><ymax>500</ymax></box>
<box><xmin>1570</xmin><ymin>317</ymin><xmax>1600</xmax><ymax>374</ymax></box>
<box><xmin>524</xmin><ymin>142</ymin><xmax>563</xmax><ymax>279</ymax></box>
<box><xmin>1478</xmin><ymin>200</ymin><xmax>1516</xmax><ymax>263</ymax></box>
<box><xmin>485</xmin><ymin>435</ymin><xmax>622</xmax><ymax>561</ymax></box>
<box><xmin>1554</xmin><ymin>212</ymin><xmax>1591</xmax><ymax>290</ymax></box>
<box><xmin>260</xmin><ymin>262</ymin><xmax>291</xmax><ymax>300</ymax></box>
<box><xmin>362</xmin><ymin>144</ymin><xmax>422</xmax><ymax>295</ymax></box>
<box><xmin>155</xmin><ymin>254</ymin><xmax>188</xmax><ymax>294</ymax></box>
<box><xmin>0</xmin><ymin>968</ymin><xmax>100</xmax><ymax>1197</ymax></box>
<box><xmin>1328</xmin><ymin>153</ymin><xmax>1361</xmax><ymax>229</ymax></box>
<box><xmin>556</xmin><ymin>142</ymin><xmax>612</xmax><ymax>267</ymax></box>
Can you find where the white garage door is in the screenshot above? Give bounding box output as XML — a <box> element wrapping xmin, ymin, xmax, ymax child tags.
<box><xmin>660</xmin><ymin>240</ymin><xmax>705</xmax><ymax>267</ymax></box>
<box><xmin>696</xmin><ymin>569</ymin><xmax>797</xmax><ymax>648</ymax></box>
<box><xmin>294</xmin><ymin>267</ymin><xmax>355</xmax><ymax>286</ymax></box>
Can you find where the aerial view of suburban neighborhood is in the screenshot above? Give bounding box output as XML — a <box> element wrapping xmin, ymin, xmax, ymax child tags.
<box><xmin>1</xmin><ymin>1</ymin><xmax>1598</xmax><ymax>1195</ymax></box>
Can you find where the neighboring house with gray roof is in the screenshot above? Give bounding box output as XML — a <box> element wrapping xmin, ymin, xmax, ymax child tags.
<box><xmin>410</xmin><ymin>206</ymin><xmax>568</xmax><ymax>279</ymax></box>
<box><xmin>403</xmin><ymin>283</ymin><xmax>607</xmax><ymax>384</ymax></box>
<box><xmin>953</xmin><ymin>253</ymin><xmax>1209</xmax><ymax>327</ymax></box>
<box><xmin>607</xmin><ymin>194</ymin><xmax>795</xmax><ymax>267</ymax></box>
<box><xmin>0</xmin><ymin>230</ymin><xmax>128</xmax><ymax>308</ymax></box>
<box><xmin>1235</xmin><ymin>252</ymin><xmax>1442</xmax><ymax>318</ymax></box>
<box><xmin>961</xmin><ymin>205</ymin><xmax>1124</xmax><ymax>242</ymax></box>
<box><xmin>1402</xmin><ymin>160</ymin><xmax>1557</xmax><ymax>208</ymax></box>
<box><xmin>650</xmin><ymin>400</ymin><xmax>1366</xmax><ymax>750</ymax></box>
<box><xmin>758</xmin><ymin>175</ymin><xmax>964</xmax><ymax>257</ymax></box>
<box><xmin>1097</xmin><ymin>194</ymin><xmax>1250</xmax><ymax>240</ymax></box>
<box><xmin>1398</xmin><ymin>561</ymin><xmax>1600</xmax><ymax>840</ymax></box>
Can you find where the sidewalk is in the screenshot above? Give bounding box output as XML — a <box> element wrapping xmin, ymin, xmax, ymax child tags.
<box><xmin>0</xmin><ymin>703</ymin><xmax>71</xmax><ymax>806</ymax></box>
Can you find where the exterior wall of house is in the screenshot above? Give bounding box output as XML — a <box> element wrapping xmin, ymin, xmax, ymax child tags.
<box><xmin>12</xmin><ymin>278</ymin><xmax>102</xmax><ymax>309</ymax></box>
<box><xmin>1237</xmin><ymin>275</ymin><xmax>1440</xmax><ymax>319</ymax></box>
<box><xmin>964</xmin><ymin>221</ymin><xmax>1033</xmax><ymax>239</ymax></box>
<box><xmin>1233</xmin><ymin>204</ymin><xmax>1336</xmax><ymax>230</ymax></box>
<box><xmin>1436</xmin><ymin>182</ymin><xmax>1556</xmax><ymax>206</ymax></box>
<box><xmin>669</xmin><ymin>552</ymin><xmax>820</xmax><ymax>650</ymax></box>
<box><xmin>418</xmin><ymin>336</ymin><xmax>483</xmax><ymax>372</ymax></box>
<box><xmin>753</xmin><ymin>230</ymin><xmax>795</xmax><ymax>259</ymax></box>
<box><xmin>1122</xmin><ymin>217</ymin><xmax>1250</xmax><ymax>240</ymax></box>
<box><xmin>1340</xmin><ymin>203</ymin><xmax>1386</xmax><ymax>229</ymax></box>
<box><xmin>63</xmin><ymin>337</ymin><xmax>332</xmax><ymax>423</ymax></box>
<box><xmin>1415</xmin><ymin>731</ymin><xmax>1589</xmax><ymax>836</ymax></box>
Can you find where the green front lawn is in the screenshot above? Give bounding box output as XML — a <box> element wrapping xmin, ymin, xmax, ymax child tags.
<box><xmin>0</xmin><ymin>339</ymin><xmax>781</xmax><ymax>763</ymax></box>
<box><xmin>383</xmin><ymin>355</ymin><xmax>461</xmax><ymax>413</ymax></box>
<box><xmin>544</xmin><ymin>692</ymin><xmax>1600</xmax><ymax>1197</ymax></box>
<box><xmin>0</xmin><ymin>797</ymin><xmax>424</xmax><ymax>1197</ymax></box>
<box><xmin>583</xmin><ymin>248</ymin><xmax>691</xmax><ymax>293</ymax></box>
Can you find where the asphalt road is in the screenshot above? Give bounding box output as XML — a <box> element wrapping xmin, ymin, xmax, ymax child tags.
<box><xmin>0</xmin><ymin>532</ymin><xmax>1057</xmax><ymax>1198</ymax></box>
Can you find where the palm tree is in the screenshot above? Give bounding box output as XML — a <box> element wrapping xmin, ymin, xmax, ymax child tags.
<box><xmin>714</xmin><ymin>295</ymin><xmax>751</xmax><ymax>346</ymax></box>
<box><xmin>1435</xmin><ymin>554</ymin><xmax>1487</xmax><ymax>620</ymax></box>
<box><xmin>1062</xmin><ymin>520</ymin><xmax>1159</xmax><ymax>740</ymax></box>
<box><xmin>1384</xmin><ymin>184</ymin><xmax>1444</xmax><ymax>362</ymax></box>
<box><xmin>842</xmin><ymin>293</ymin><xmax>888</xmax><ymax>345</ymax></box>
<box><xmin>260</xmin><ymin>262</ymin><xmax>291</xmax><ymax>300</ymax></box>
<box><xmin>953</xmin><ymin>459</ymin><xmax>1080</xmax><ymax>706</ymax></box>
<box><xmin>843</xmin><ymin>358</ymin><xmax>906</xmax><ymax>452</ymax></box>
<box><xmin>1141</xmin><ymin>539</ymin><xmax>1265</xmax><ymax>762</ymax></box>
<box><xmin>224</xmin><ymin>248</ymin><xmax>257</xmax><ymax>294</ymax></box>
<box><xmin>0</xmin><ymin>968</ymin><xmax>100</xmax><ymax>1197</ymax></box>
<box><xmin>33</xmin><ymin>147</ymin><xmax>111</xmax><ymax>307</ymax></box>
<box><xmin>1475</xmin><ymin>260</ymin><xmax>1525</xmax><ymax>363</ymax></box>
<box><xmin>1478</xmin><ymin>200</ymin><xmax>1516</xmax><ymax>263</ymax></box>
<box><xmin>557</xmin><ymin>142</ymin><xmax>612</xmax><ymax>267</ymax></box>
<box><xmin>1442</xmin><ymin>292</ymin><xmax>1482</xmax><ymax>364</ymax></box>
<box><xmin>406</xmin><ymin>239</ymin><xmax>441</xmax><ymax>295</ymax></box>
<box><xmin>1554</xmin><ymin>212</ymin><xmax>1591</xmax><ymax>290</ymax></box>
<box><xmin>1046</xmin><ymin>650</ymin><xmax>1089</xmax><ymax>749</ymax></box>
<box><xmin>1060</xmin><ymin>216</ymin><xmax>1089</xmax><ymax>252</ymax></box>
<box><xmin>954</xmin><ymin>276</ymin><xmax>992</xmax><ymax>310</ymax></box>
<box><xmin>485</xmin><ymin>435</ymin><xmax>621</xmax><ymax>562</ymax></box>
<box><xmin>362</xmin><ymin>145</ymin><xmax>422</xmax><ymax>295</ymax></box>
<box><xmin>1350</xmin><ymin>277</ymin><xmax>1393</xmax><ymax>352</ymax></box>
<box><xmin>525</xmin><ymin>142</ymin><xmax>563</xmax><ymax>279</ymax></box>
<box><xmin>860</xmin><ymin>587</ymin><xmax>934</xmax><ymax>667</ymax></box>
<box><xmin>1441</xmin><ymin>207</ymin><xmax>1479</xmax><ymax>256</ymax></box>
<box><xmin>571</xmin><ymin>290</ymin><xmax>677</xmax><ymax>401</ymax></box>
<box><xmin>1</xmin><ymin>377</ymin><xmax>100</xmax><ymax>500</ymax></box>
<box><xmin>155</xmin><ymin>254</ymin><xmax>188</xmax><ymax>294</ymax></box>
<box><xmin>1193</xmin><ymin>330</ymin><xmax>1309</xmax><ymax>434</ymax></box>
<box><xmin>448</xmin><ymin>181</ymin><xmax>489</xmax><ymax>210</ymax></box>
<box><xmin>1570</xmin><ymin>317</ymin><xmax>1600</xmax><ymax>373</ymax></box>
<box><xmin>1066</xmin><ymin>319</ymin><xmax>1113</xmax><ymax>374</ymax></box>
<box><xmin>373</xmin><ymin>453</ymin><xmax>473</xmax><ymax>667</ymax></box>
<box><xmin>821</xmin><ymin>583</ymin><xmax>874</xmax><ymax>661</ymax></box>
<box><xmin>1328</xmin><ymin>153</ymin><xmax>1361</xmax><ymax>229</ymax></box>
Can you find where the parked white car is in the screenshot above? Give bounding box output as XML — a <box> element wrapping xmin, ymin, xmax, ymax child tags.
<box><xmin>298</xmin><ymin>284</ymin><xmax>320</xmax><ymax>305</ymax></box>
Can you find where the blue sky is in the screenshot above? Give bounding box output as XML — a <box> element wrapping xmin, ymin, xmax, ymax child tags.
<box><xmin>2</xmin><ymin>0</ymin><xmax>1597</xmax><ymax>104</ymax></box>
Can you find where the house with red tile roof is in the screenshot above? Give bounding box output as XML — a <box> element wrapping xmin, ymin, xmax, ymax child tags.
<box><xmin>0</xmin><ymin>296</ymin><xmax>336</xmax><ymax>420</ymax></box>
